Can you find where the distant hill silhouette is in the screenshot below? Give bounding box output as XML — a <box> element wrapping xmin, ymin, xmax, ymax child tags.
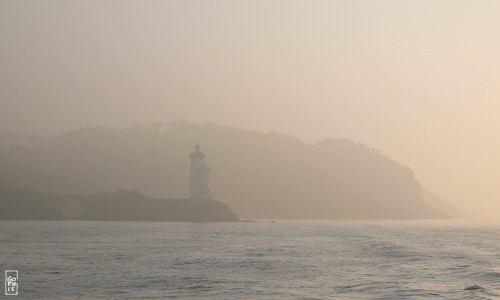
<box><xmin>422</xmin><ymin>190</ymin><xmax>461</xmax><ymax>218</ymax></box>
<box><xmin>0</xmin><ymin>121</ymin><xmax>455</xmax><ymax>219</ymax></box>
<box><xmin>0</xmin><ymin>186</ymin><xmax>238</xmax><ymax>222</ymax></box>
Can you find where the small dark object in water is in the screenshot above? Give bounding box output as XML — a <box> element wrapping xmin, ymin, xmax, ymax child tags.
<box><xmin>465</xmin><ymin>284</ymin><xmax>484</xmax><ymax>290</ymax></box>
<box><xmin>270</xmin><ymin>220</ymin><xmax>275</xmax><ymax>223</ymax></box>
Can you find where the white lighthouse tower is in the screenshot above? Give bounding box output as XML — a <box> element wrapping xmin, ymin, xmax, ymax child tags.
<box><xmin>189</xmin><ymin>144</ymin><xmax>212</xmax><ymax>200</ymax></box>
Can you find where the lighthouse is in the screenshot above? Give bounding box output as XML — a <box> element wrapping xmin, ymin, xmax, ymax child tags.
<box><xmin>189</xmin><ymin>144</ymin><xmax>212</xmax><ymax>200</ymax></box>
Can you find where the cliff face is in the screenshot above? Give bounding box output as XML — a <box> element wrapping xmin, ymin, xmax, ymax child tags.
<box><xmin>0</xmin><ymin>187</ymin><xmax>238</xmax><ymax>222</ymax></box>
<box><xmin>0</xmin><ymin>121</ymin><xmax>452</xmax><ymax>219</ymax></box>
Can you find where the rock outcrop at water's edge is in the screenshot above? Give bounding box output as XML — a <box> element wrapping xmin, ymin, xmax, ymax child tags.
<box><xmin>0</xmin><ymin>186</ymin><xmax>239</xmax><ymax>222</ymax></box>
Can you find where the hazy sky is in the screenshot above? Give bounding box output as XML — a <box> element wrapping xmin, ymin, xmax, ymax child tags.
<box><xmin>1</xmin><ymin>0</ymin><xmax>499</xmax><ymax>217</ymax></box>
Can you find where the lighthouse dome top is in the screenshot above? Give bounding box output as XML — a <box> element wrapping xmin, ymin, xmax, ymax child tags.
<box><xmin>190</xmin><ymin>144</ymin><xmax>205</xmax><ymax>159</ymax></box>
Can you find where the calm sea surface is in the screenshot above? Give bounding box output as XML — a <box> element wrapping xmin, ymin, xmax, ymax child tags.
<box><xmin>0</xmin><ymin>220</ymin><xmax>499</xmax><ymax>299</ymax></box>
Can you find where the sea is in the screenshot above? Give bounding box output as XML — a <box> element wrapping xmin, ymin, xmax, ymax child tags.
<box><xmin>0</xmin><ymin>219</ymin><xmax>499</xmax><ymax>299</ymax></box>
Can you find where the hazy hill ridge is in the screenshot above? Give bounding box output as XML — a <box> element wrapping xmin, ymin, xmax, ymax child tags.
<box><xmin>0</xmin><ymin>121</ymin><xmax>454</xmax><ymax>219</ymax></box>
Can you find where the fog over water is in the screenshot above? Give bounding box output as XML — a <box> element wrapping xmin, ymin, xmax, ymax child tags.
<box><xmin>1</xmin><ymin>0</ymin><xmax>499</xmax><ymax>218</ymax></box>
<box><xmin>1</xmin><ymin>220</ymin><xmax>499</xmax><ymax>299</ymax></box>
